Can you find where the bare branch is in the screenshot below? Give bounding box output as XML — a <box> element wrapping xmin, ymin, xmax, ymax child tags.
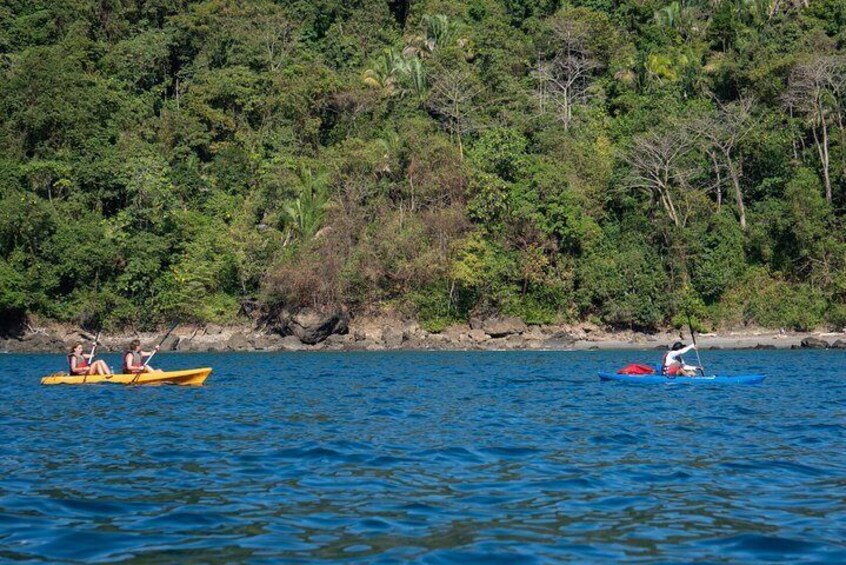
<box><xmin>625</xmin><ymin>128</ymin><xmax>701</xmax><ymax>227</ymax></box>
<box><xmin>533</xmin><ymin>18</ymin><xmax>600</xmax><ymax>132</ymax></box>
<box><xmin>426</xmin><ymin>65</ymin><xmax>483</xmax><ymax>159</ymax></box>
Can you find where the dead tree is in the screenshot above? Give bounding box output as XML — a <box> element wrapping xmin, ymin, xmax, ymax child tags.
<box><xmin>784</xmin><ymin>55</ymin><xmax>846</xmax><ymax>204</ymax></box>
<box><xmin>426</xmin><ymin>66</ymin><xmax>482</xmax><ymax>160</ymax></box>
<box><xmin>625</xmin><ymin>128</ymin><xmax>699</xmax><ymax>228</ymax></box>
<box><xmin>534</xmin><ymin>19</ymin><xmax>598</xmax><ymax>132</ymax></box>
<box><xmin>689</xmin><ymin>97</ymin><xmax>755</xmax><ymax>230</ymax></box>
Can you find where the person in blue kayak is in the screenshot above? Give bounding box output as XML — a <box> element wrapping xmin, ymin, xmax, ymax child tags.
<box><xmin>123</xmin><ymin>339</ymin><xmax>162</xmax><ymax>374</ymax></box>
<box><xmin>662</xmin><ymin>341</ymin><xmax>701</xmax><ymax>376</ymax></box>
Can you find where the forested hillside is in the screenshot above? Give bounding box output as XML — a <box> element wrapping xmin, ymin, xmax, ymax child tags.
<box><xmin>1</xmin><ymin>0</ymin><xmax>845</xmax><ymax>332</ymax></box>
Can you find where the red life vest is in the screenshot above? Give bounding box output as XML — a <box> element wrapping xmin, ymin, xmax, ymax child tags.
<box><xmin>68</xmin><ymin>354</ymin><xmax>89</xmax><ymax>374</ymax></box>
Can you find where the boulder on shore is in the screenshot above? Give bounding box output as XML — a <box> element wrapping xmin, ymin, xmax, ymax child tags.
<box><xmin>250</xmin><ymin>335</ymin><xmax>282</xmax><ymax>351</ymax></box>
<box><xmin>22</xmin><ymin>332</ymin><xmax>66</xmax><ymax>353</ymax></box>
<box><xmin>481</xmin><ymin>317</ymin><xmax>527</xmax><ymax>338</ymax></box>
<box><xmin>225</xmin><ymin>333</ymin><xmax>251</xmax><ymax>351</ymax></box>
<box><xmin>288</xmin><ymin>309</ymin><xmax>349</xmax><ymax>345</ymax></box>
<box><xmin>381</xmin><ymin>327</ymin><xmax>404</xmax><ymax>348</ymax></box>
<box><xmin>161</xmin><ymin>334</ymin><xmax>180</xmax><ymax>351</ymax></box>
<box><xmin>801</xmin><ymin>337</ymin><xmax>829</xmax><ymax>349</ymax></box>
<box><xmin>830</xmin><ymin>339</ymin><xmax>846</xmax><ymax>350</ymax></box>
<box><xmin>468</xmin><ymin>329</ymin><xmax>489</xmax><ymax>342</ymax></box>
<box><xmin>279</xmin><ymin>335</ymin><xmax>307</xmax><ymax>351</ymax></box>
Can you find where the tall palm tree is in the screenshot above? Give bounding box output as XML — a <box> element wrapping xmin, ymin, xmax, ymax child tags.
<box><xmin>282</xmin><ymin>165</ymin><xmax>330</xmax><ymax>241</ymax></box>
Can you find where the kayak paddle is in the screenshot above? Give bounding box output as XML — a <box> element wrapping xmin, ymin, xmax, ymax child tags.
<box><xmin>130</xmin><ymin>321</ymin><xmax>179</xmax><ymax>383</ymax></box>
<box><xmin>88</xmin><ymin>331</ymin><xmax>101</xmax><ymax>362</ymax></box>
<box><xmin>687</xmin><ymin>314</ymin><xmax>706</xmax><ymax>376</ymax></box>
<box><xmin>143</xmin><ymin>320</ymin><xmax>179</xmax><ymax>368</ymax></box>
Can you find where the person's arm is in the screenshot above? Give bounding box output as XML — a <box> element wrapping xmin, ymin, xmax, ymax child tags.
<box><xmin>666</xmin><ymin>345</ymin><xmax>697</xmax><ymax>368</ymax></box>
<box><xmin>680</xmin><ymin>343</ymin><xmax>696</xmax><ymax>355</ymax></box>
<box><xmin>665</xmin><ymin>349</ymin><xmax>682</xmax><ymax>364</ymax></box>
<box><xmin>141</xmin><ymin>345</ymin><xmax>160</xmax><ymax>359</ymax></box>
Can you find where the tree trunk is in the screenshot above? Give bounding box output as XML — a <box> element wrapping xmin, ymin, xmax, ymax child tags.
<box><xmin>812</xmin><ymin>121</ymin><xmax>833</xmax><ymax>203</ymax></box>
<box><xmin>725</xmin><ymin>154</ymin><xmax>746</xmax><ymax>230</ymax></box>
<box><xmin>659</xmin><ymin>188</ymin><xmax>681</xmax><ymax>227</ymax></box>
<box><xmin>708</xmin><ymin>150</ymin><xmax>722</xmax><ymax>208</ymax></box>
<box><xmin>822</xmin><ymin>118</ymin><xmax>832</xmax><ymax>203</ymax></box>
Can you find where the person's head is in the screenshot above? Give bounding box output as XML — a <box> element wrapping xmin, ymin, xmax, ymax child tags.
<box><xmin>71</xmin><ymin>343</ymin><xmax>83</xmax><ymax>355</ymax></box>
<box><xmin>671</xmin><ymin>341</ymin><xmax>686</xmax><ymax>351</ymax></box>
<box><xmin>129</xmin><ymin>339</ymin><xmax>141</xmax><ymax>352</ymax></box>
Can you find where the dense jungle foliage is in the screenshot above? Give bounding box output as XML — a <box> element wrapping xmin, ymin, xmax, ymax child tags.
<box><xmin>1</xmin><ymin>0</ymin><xmax>846</xmax><ymax>332</ymax></box>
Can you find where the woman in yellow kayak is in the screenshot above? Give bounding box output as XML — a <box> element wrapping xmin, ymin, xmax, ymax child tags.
<box><xmin>123</xmin><ymin>339</ymin><xmax>163</xmax><ymax>374</ymax></box>
<box><xmin>68</xmin><ymin>343</ymin><xmax>111</xmax><ymax>376</ymax></box>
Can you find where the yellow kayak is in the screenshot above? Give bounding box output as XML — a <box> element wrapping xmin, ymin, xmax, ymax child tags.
<box><xmin>40</xmin><ymin>367</ymin><xmax>212</xmax><ymax>386</ymax></box>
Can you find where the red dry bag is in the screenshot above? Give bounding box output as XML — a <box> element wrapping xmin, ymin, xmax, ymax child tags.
<box><xmin>617</xmin><ymin>363</ymin><xmax>656</xmax><ymax>375</ymax></box>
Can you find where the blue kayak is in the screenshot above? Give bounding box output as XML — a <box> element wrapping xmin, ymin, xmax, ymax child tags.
<box><xmin>598</xmin><ymin>372</ymin><xmax>766</xmax><ymax>384</ymax></box>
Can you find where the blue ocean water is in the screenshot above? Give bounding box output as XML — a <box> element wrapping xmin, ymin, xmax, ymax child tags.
<box><xmin>1</xmin><ymin>349</ymin><xmax>845</xmax><ymax>563</ymax></box>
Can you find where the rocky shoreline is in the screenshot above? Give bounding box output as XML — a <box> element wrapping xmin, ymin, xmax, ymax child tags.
<box><xmin>3</xmin><ymin>314</ymin><xmax>846</xmax><ymax>354</ymax></box>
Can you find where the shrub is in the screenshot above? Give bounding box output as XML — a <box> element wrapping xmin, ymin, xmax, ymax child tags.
<box><xmin>717</xmin><ymin>267</ymin><xmax>828</xmax><ymax>330</ymax></box>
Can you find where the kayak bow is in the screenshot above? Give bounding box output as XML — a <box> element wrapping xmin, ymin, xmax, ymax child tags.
<box><xmin>598</xmin><ymin>372</ymin><xmax>765</xmax><ymax>384</ymax></box>
<box><xmin>41</xmin><ymin>367</ymin><xmax>212</xmax><ymax>386</ymax></box>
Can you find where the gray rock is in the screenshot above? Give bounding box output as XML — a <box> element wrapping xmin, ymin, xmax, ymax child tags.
<box><xmin>161</xmin><ymin>334</ymin><xmax>180</xmax><ymax>351</ymax></box>
<box><xmin>279</xmin><ymin>335</ymin><xmax>306</xmax><ymax>351</ymax></box>
<box><xmin>250</xmin><ymin>335</ymin><xmax>281</xmax><ymax>351</ymax></box>
<box><xmin>468</xmin><ymin>329</ymin><xmax>489</xmax><ymax>342</ymax></box>
<box><xmin>442</xmin><ymin>324</ymin><xmax>470</xmax><ymax>339</ymax></box>
<box><xmin>523</xmin><ymin>326</ymin><xmax>545</xmax><ymax>340</ymax></box>
<box><xmin>506</xmin><ymin>334</ymin><xmax>527</xmax><ymax>349</ymax></box>
<box><xmin>354</xmin><ymin>330</ymin><xmax>367</xmax><ymax>342</ymax></box>
<box><xmin>487</xmin><ymin>337</ymin><xmax>508</xmax><ymax>349</ymax></box>
<box><xmin>482</xmin><ymin>317</ymin><xmax>527</xmax><ymax>338</ymax></box>
<box><xmin>631</xmin><ymin>333</ymin><xmax>648</xmax><ymax>344</ymax></box>
<box><xmin>205</xmin><ymin>324</ymin><xmax>223</xmax><ymax>335</ymax></box>
<box><xmin>752</xmin><ymin>343</ymin><xmax>776</xmax><ymax>350</ymax></box>
<box><xmin>325</xmin><ymin>333</ymin><xmax>353</xmax><ymax>347</ymax></box>
<box><xmin>545</xmin><ymin>333</ymin><xmax>576</xmax><ymax>348</ymax></box>
<box><xmin>289</xmin><ymin>309</ymin><xmax>349</xmax><ymax>345</ymax></box>
<box><xmin>22</xmin><ymin>333</ymin><xmax>66</xmax><ymax>352</ymax></box>
<box><xmin>177</xmin><ymin>339</ymin><xmax>201</xmax><ymax>352</ymax></box>
<box><xmin>402</xmin><ymin>337</ymin><xmax>430</xmax><ymax>350</ymax></box>
<box><xmin>0</xmin><ymin>338</ymin><xmax>24</xmax><ymax>353</ymax></box>
<box><xmin>830</xmin><ymin>339</ymin><xmax>846</xmax><ymax>349</ymax></box>
<box><xmin>549</xmin><ymin>330</ymin><xmax>573</xmax><ymax>341</ymax></box>
<box><xmin>801</xmin><ymin>337</ymin><xmax>829</xmax><ymax>349</ymax></box>
<box><xmin>382</xmin><ymin>327</ymin><xmax>404</xmax><ymax>348</ymax></box>
<box><xmin>225</xmin><ymin>333</ymin><xmax>251</xmax><ymax>351</ymax></box>
<box><xmin>469</xmin><ymin>316</ymin><xmax>484</xmax><ymax>330</ymax></box>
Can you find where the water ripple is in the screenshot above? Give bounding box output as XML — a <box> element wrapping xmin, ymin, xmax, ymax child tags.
<box><xmin>2</xmin><ymin>349</ymin><xmax>846</xmax><ymax>562</ymax></box>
